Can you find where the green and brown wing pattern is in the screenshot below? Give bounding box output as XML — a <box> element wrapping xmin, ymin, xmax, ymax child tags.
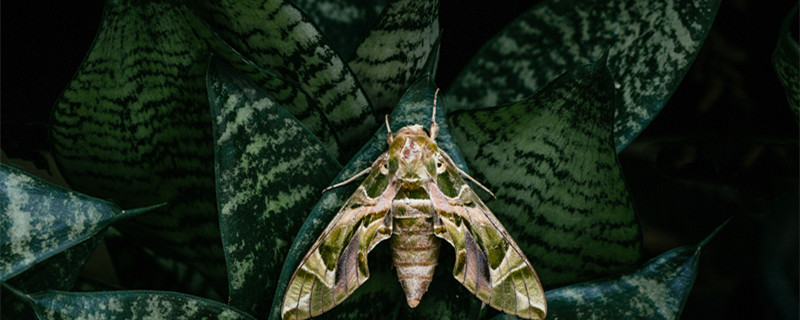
<box><xmin>429</xmin><ymin>151</ymin><xmax>546</xmax><ymax>319</ymax></box>
<box><xmin>281</xmin><ymin>163</ymin><xmax>397</xmax><ymax>320</ymax></box>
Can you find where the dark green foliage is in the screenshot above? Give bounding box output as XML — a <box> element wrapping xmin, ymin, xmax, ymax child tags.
<box><xmin>1</xmin><ymin>0</ymin><xmax>751</xmax><ymax>319</ymax></box>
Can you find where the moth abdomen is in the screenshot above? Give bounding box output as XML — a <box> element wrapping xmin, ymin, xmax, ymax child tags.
<box><xmin>390</xmin><ymin>199</ymin><xmax>440</xmax><ymax>308</ymax></box>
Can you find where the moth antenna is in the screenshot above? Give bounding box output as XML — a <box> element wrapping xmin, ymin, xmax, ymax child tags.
<box><xmin>440</xmin><ymin>150</ymin><xmax>496</xmax><ymax>198</ymax></box>
<box><xmin>430</xmin><ymin>88</ymin><xmax>440</xmax><ymax>140</ymax></box>
<box><xmin>385</xmin><ymin>114</ymin><xmax>393</xmax><ymax>145</ymax></box>
<box><xmin>321</xmin><ymin>153</ymin><xmax>387</xmax><ymax>194</ymax></box>
<box><xmin>321</xmin><ymin>167</ymin><xmax>372</xmax><ymax>194</ymax></box>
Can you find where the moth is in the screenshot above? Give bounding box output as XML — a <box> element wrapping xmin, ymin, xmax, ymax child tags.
<box><xmin>282</xmin><ymin>90</ymin><xmax>547</xmax><ymax>320</ymax></box>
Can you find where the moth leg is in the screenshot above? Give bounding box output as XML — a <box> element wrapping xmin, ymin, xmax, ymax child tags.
<box><xmin>439</xmin><ymin>150</ymin><xmax>495</xmax><ymax>198</ymax></box>
<box><xmin>321</xmin><ymin>153</ymin><xmax>387</xmax><ymax>194</ymax></box>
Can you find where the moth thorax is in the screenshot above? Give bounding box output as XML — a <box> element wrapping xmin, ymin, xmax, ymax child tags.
<box><xmin>389</xmin><ymin>198</ymin><xmax>440</xmax><ymax>308</ymax></box>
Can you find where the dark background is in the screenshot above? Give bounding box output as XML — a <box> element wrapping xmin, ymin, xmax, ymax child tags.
<box><xmin>2</xmin><ymin>1</ymin><xmax>798</xmax><ymax>319</ymax></box>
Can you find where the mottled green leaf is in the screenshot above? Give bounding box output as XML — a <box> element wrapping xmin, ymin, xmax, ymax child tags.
<box><xmin>489</xmin><ymin>223</ymin><xmax>727</xmax><ymax>320</ymax></box>
<box><xmin>541</xmin><ymin>247</ymin><xmax>698</xmax><ymax>320</ymax></box>
<box><xmin>449</xmin><ymin>60</ymin><xmax>641</xmax><ymax>288</ymax></box>
<box><xmin>206</xmin><ymin>36</ymin><xmax>344</xmax><ymax>158</ymax></box>
<box><xmin>447</xmin><ymin>0</ymin><xmax>721</xmax><ymax>152</ymax></box>
<box><xmin>0</xmin><ymin>164</ymin><xmax>153</xmax><ymax>281</ymax></box>
<box><xmin>773</xmin><ymin>4</ymin><xmax>799</xmax><ymax>120</ymax></box>
<box><xmin>192</xmin><ymin>0</ymin><xmax>378</xmax><ymax>161</ymax></box>
<box><xmin>6</xmin><ymin>287</ymin><xmax>256</xmax><ymax>320</ymax></box>
<box><xmin>268</xmin><ymin>54</ymin><xmax>470</xmax><ymax>319</ymax></box>
<box><xmin>208</xmin><ymin>57</ymin><xmax>342</xmax><ymax>316</ymax></box>
<box><xmin>348</xmin><ymin>0</ymin><xmax>440</xmax><ymax>114</ymax></box>
<box><xmin>1</xmin><ymin>236</ymin><xmax>102</xmax><ymax>319</ymax></box>
<box><xmin>540</xmin><ymin>222</ymin><xmax>725</xmax><ymax>320</ymax></box>
<box><xmin>292</xmin><ymin>0</ymin><xmax>387</xmax><ymax>59</ymax></box>
<box><xmin>48</xmin><ymin>0</ymin><xmax>226</xmax><ymax>293</ymax></box>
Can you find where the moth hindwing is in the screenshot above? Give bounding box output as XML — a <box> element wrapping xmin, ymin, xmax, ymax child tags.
<box><xmin>282</xmin><ymin>96</ymin><xmax>547</xmax><ymax>319</ymax></box>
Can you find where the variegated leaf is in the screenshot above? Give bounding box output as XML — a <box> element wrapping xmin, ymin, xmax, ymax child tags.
<box><xmin>206</xmin><ymin>33</ymin><xmax>343</xmax><ymax>158</ymax></box>
<box><xmin>192</xmin><ymin>0</ymin><xmax>378</xmax><ymax>161</ymax></box>
<box><xmin>446</xmin><ymin>0</ymin><xmax>721</xmax><ymax>151</ymax></box>
<box><xmin>348</xmin><ymin>0</ymin><xmax>440</xmax><ymax>114</ymax></box>
<box><xmin>1</xmin><ymin>236</ymin><xmax>101</xmax><ymax>319</ymax></box>
<box><xmin>489</xmin><ymin>222</ymin><xmax>728</xmax><ymax>320</ymax></box>
<box><xmin>48</xmin><ymin>0</ymin><xmax>226</xmax><ymax>294</ymax></box>
<box><xmin>772</xmin><ymin>4</ymin><xmax>799</xmax><ymax>120</ymax></box>
<box><xmin>5</xmin><ymin>287</ymin><xmax>256</xmax><ymax>320</ymax></box>
<box><xmin>541</xmin><ymin>247</ymin><xmax>698</xmax><ymax>320</ymax></box>
<box><xmin>209</xmin><ymin>57</ymin><xmax>342</xmax><ymax>316</ymax></box>
<box><xmin>449</xmin><ymin>60</ymin><xmax>641</xmax><ymax>287</ymax></box>
<box><xmin>0</xmin><ymin>164</ymin><xmax>156</xmax><ymax>281</ymax></box>
<box><xmin>490</xmin><ymin>247</ymin><xmax>703</xmax><ymax>320</ymax></box>
<box><xmin>292</xmin><ymin>0</ymin><xmax>387</xmax><ymax>59</ymax></box>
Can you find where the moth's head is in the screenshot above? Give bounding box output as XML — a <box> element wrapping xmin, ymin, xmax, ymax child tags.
<box><xmin>386</xmin><ymin>125</ymin><xmax>439</xmax><ymax>182</ymax></box>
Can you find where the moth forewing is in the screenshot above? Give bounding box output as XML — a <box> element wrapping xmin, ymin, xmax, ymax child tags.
<box><xmin>281</xmin><ymin>156</ymin><xmax>396</xmax><ymax>320</ymax></box>
<box><xmin>427</xmin><ymin>161</ymin><xmax>547</xmax><ymax>319</ymax></box>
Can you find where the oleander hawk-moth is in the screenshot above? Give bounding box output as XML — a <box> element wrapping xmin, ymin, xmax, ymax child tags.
<box><xmin>282</xmin><ymin>91</ymin><xmax>547</xmax><ymax>319</ymax></box>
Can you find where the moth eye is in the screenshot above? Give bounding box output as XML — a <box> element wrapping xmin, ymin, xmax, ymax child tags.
<box><xmin>380</xmin><ymin>162</ymin><xmax>389</xmax><ymax>175</ymax></box>
<box><xmin>435</xmin><ymin>159</ymin><xmax>446</xmax><ymax>173</ymax></box>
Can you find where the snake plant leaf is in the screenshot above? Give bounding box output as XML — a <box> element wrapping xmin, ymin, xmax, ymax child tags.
<box><xmin>268</xmin><ymin>69</ymin><xmax>469</xmax><ymax>319</ymax></box>
<box><xmin>192</xmin><ymin>0</ymin><xmax>378</xmax><ymax>161</ymax></box>
<box><xmin>5</xmin><ymin>286</ymin><xmax>257</xmax><ymax>320</ymax></box>
<box><xmin>448</xmin><ymin>60</ymin><xmax>641</xmax><ymax>288</ymax></box>
<box><xmin>772</xmin><ymin>4</ymin><xmax>799</xmax><ymax>120</ymax></box>
<box><xmin>348</xmin><ymin>0</ymin><xmax>440</xmax><ymax>114</ymax></box>
<box><xmin>1</xmin><ymin>236</ymin><xmax>102</xmax><ymax>319</ymax></box>
<box><xmin>0</xmin><ymin>164</ymin><xmax>157</xmax><ymax>281</ymax></box>
<box><xmin>48</xmin><ymin>0</ymin><xmax>227</xmax><ymax>293</ymax></box>
<box><xmin>292</xmin><ymin>0</ymin><xmax>387</xmax><ymax>59</ymax></box>
<box><xmin>489</xmin><ymin>248</ymin><xmax>701</xmax><ymax>320</ymax></box>
<box><xmin>447</xmin><ymin>0</ymin><xmax>721</xmax><ymax>152</ymax></box>
<box><xmin>538</xmin><ymin>221</ymin><xmax>727</xmax><ymax>320</ymax></box>
<box><xmin>208</xmin><ymin>57</ymin><xmax>342</xmax><ymax>316</ymax></box>
<box><xmin>206</xmin><ymin>36</ymin><xmax>343</xmax><ymax>158</ymax></box>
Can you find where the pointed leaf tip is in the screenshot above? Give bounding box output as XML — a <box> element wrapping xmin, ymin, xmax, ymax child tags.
<box><xmin>422</xmin><ymin>31</ymin><xmax>443</xmax><ymax>82</ymax></box>
<box><xmin>119</xmin><ymin>202</ymin><xmax>168</xmax><ymax>218</ymax></box>
<box><xmin>1</xmin><ymin>165</ymin><xmax>125</xmax><ymax>281</ymax></box>
<box><xmin>2</xmin><ymin>282</ymin><xmax>30</xmax><ymax>303</ymax></box>
<box><xmin>697</xmin><ymin>217</ymin><xmax>733</xmax><ymax>250</ymax></box>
